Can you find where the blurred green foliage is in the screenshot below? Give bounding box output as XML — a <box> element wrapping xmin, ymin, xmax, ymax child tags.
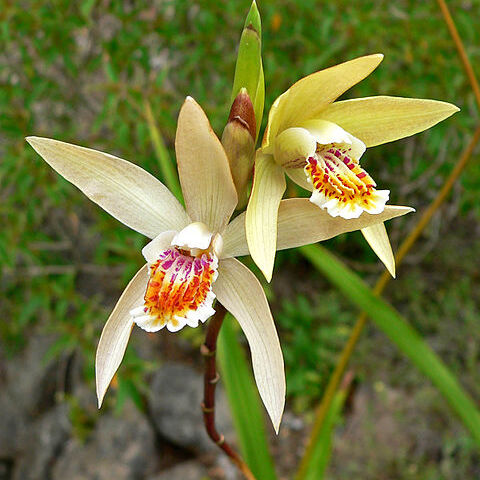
<box><xmin>277</xmin><ymin>295</ymin><xmax>352</xmax><ymax>412</ymax></box>
<box><xmin>1</xmin><ymin>1</ymin><xmax>479</xmax><ymax>476</ymax></box>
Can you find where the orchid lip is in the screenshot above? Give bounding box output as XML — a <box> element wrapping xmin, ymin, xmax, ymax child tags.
<box><xmin>305</xmin><ymin>143</ymin><xmax>389</xmax><ymax>219</ymax></box>
<box><xmin>130</xmin><ymin>247</ymin><xmax>219</xmax><ymax>333</ymax></box>
<box><xmin>130</xmin><ymin>222</ymin><xmax>223</xmax><ymax>333</ymax></box>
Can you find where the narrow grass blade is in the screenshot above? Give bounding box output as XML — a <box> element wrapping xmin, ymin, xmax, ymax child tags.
<box><xmin>218</xmin><ymin>314</ymin><xmax>278</xmax><ymax>480</ymax></box>
<box><xmin>300</xmin><ymin>244</ymin><xmax>480</xmax><ymax>447</ymax></box>
<box><xmin>144</xmin><ymin>100</ymin><xmax>183</xmax><ymax>202</ymax></box>
<box><xmin>302</xmin><ymin>373</ymin><xmax>352</xmax><ymax>480</ymax></box>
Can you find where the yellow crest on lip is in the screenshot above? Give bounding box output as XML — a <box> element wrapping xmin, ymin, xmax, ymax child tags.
<box><xmin>131</xmin><ymin>248</ymin><xmax>218</xmax><ymax>332</ymax></box>
<box><xmin>305</xmin><ymin>146</ymin><xmax>389</xmax><ymax>219</ymax></box>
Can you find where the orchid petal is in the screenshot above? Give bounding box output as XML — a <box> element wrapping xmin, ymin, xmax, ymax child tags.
<box><xmin>224</xmin><ymin>199</ymin><xmax>413</xmax><ymax>257</ymax></box>
<box><xmin>26</xmin><ymin>137</ymin><xmax>189</xmax><ymax>238</ymax></box>
<box><xmin>246</xmin><ymin>154</ymin><xmax>286</xmax><ymax>282</ymax></box>
<box><xmin>214</xmin><ymin>258</ymin><xmax>285</xmax><ymax>433</ymax></box>
<box><xmin>285</xmin><ymin>167</ymin><xmax>313</xmax><ymax>191</ymax></box>
<box><xmin>320</xmin><ymin>96</ymin><xmax>460</xmax><ymax>147</ymax></box>
<box><xmin>95</xmin><ymin>264</ymin><xmax>149</xmax><ymax>407</ymax></box>
<box><xmin>175</xmin><ymin>97</ymin><xmax>238</xmax><ymax>232</ymax></box>
<box><xmin>361</xmin><ymin>223</ymin><xmax>396</xmax><ymax>277</ymax></box>
<box><xmin>263</xmin><ymin>54</ymin><xmax>384</xmax><ymax>149</ymax></box>
<box><xmin>273</xmin><ymin>127</ymin><xmax>316</xmax><ymax>168</ymax></box>
<box><xmin>222</xmin><ymin>214</ymin><xmax>247</xmax><ymax>259</ymax></box>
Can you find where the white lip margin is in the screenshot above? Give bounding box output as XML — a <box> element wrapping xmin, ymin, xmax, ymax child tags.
<box><xmin>142</xmin><ymin>230</ymin><xmax>177</xmax><ymax>264</ymax></box>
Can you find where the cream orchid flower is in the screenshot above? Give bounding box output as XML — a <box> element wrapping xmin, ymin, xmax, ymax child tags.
<box><xmin>247</xmin><ymin>54</ymin><xmax>459</xmax><ymax>281</ymax></box>
<box><xmin>27</xmin><ymin>96</ymin><xmax>412</xmax><ymax>432</ymax></box>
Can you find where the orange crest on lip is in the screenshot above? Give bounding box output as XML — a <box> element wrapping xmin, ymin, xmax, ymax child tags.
<box><xmin>305</xmin><ymin>146</ymin><xmax>389</xmax><ymax>219</ymax></box>
<box><xmin>131</xmin><ymin>248</ymin><xmax>218</xmax><ymax>332</ymax></box>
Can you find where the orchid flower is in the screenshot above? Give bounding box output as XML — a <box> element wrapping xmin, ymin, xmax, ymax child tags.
<box><xmin>246</xmin><ymin>54</ymin><xmax>459</xmax><ymax>281</ymax></box>
<box><xmin>27</xmin><ymin>97</ymin><xmax>412</xmax><ymax>432</ymax></box>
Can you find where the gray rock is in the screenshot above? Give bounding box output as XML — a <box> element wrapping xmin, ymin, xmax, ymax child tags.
<box><xmin>148</xmin><ymin>362</ymin><xmax>233</xmax><ymax>452</ymax></box>
<box><xmin>148</xmin><ymin>461</ymin><xmax>208</xmax><ymax>480</ymax></box>
<box><xmin>0</xmin><ymin>334</ymin><xmax>61</xmax><ymax>458</ymax></box>
<box><xmin>0</xmin><ymin>393</ymin><xmax>28</xmax><ymax>457</ymax></box>
<box><xmin>13</xmin><ymin>405</ymin><xmax>71</xmax><ymax>480</ymax></box>
<box><xmin>5</xmin><ymin>334</ymin><xmax>60</xmax><ymax>416</ymax></box>
<box><xmin>52</xmin><ymin>402</ymin><xmax>157</xmax><ymax>480</ymax></box>
<box><xmin>329</xmin><ymin>384</ymin><xmax>445</xmax><ymax>478</ymax></box>
<box><xmin>216</xmin><ymin>455</ymin><xmax>242</xmax><ymax>480</ymax></box>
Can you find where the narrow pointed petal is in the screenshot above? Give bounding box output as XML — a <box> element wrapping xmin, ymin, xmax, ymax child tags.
<box><xmin>175</xmin><ymin>97</ymin><xmax>238</xmax><ymax>232</ymax></box>
<box><xmin>361</xmin><ymin>223</ymin><xmax>396</xmax><ymax>277</ymax></box>
<box><xmin>263</xmin><ymin>54</ymin><xmax>384</xmax><ymax>149</ymax></box>
<box><xmin>26</xmin><ymin>137</ymin><xmax>189</xmax><ymax>238</ymax></box>
<box><xmin>214</xmin><ymin>258</ymin><xmax>285</xmax><ymax>432</ymax></box>
<box><xmin>320</xmin><ymin>96</ymin><xmax>459</xmax><ymax>147</ymax></box>
<box><xmin>246</xmin><ymin>154</ymin><xmax>286</xmax><ymax>281</ymax></box>
<box><xmin>96</xmin><ymin>264</ymin><xmax>149</xmax><ymax>407</ymax></box>
<box><xmin>223</xmin><ymin>199</ymin><xmax>413</xmax><ymax>257</ymax></box>
<box><xmin>276</xmin><ymin>199</ymin><xmax>413</xmax><ymax>251</ymax></box>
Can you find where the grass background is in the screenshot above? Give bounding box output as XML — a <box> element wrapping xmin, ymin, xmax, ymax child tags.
<box><xmin>1</xmin><ymin>0</ymin><xmax>479</xmax><ymax>478</ymax></box>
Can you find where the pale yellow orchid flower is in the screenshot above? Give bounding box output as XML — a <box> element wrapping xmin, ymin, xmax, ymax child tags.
<box><xmin>247</xmin><ymin>54</ymin><xmax>459</xmax><ymax>281</ymax></box>
<box><xmin>27</xmin><ymin>96</ymin><xmax>412</xmax><ymax>432</ymax></box>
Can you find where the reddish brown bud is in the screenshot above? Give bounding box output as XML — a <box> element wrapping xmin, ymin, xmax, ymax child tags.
<box><xmin>228</xmin><ymin>88</ymin><xmax>256</xmax><ymax>141</ymax></box>
<box><xmin>222</xmin><ymin>89</ymin><xmax>257</xmax><ymax>209</ymax></box>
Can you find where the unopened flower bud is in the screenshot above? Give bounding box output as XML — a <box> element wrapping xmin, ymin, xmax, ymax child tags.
<box><xmin>222</xmin><ymin>89</ymin><xmax>256</xmax><ymax>209</ymax></box>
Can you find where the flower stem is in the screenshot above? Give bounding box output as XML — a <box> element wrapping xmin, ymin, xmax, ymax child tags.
<box><xmin>436</xmin><ymin>0</ymin><xmax>480</xmax><ymax>109</ymax></box>
<box><xmin>201</xmin><ymin>303</ymin><xmax>257</xmax><ymax>480</ymax></box>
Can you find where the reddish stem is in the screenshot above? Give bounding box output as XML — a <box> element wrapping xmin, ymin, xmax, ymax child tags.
<box><xmin>201</xmin><ymin>303</ymin><xmax>256</xmax><ymax>480</ymax></box>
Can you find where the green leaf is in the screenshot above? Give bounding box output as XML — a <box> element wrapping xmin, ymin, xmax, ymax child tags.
<box><xmin>218</xmin><ymin>314</ymin><xmax>278</xmax><ymax>480</ymax></box>
<box><xmin>231</xmin><ymin>1</ymin><xmax>263</xmax><ymax>139</ymax></box>
<box><xmin>144</xmin><ymin>100</ymin><xmax>183</xmax><ymax>204</ymax></box>
<box><xmin>303</xmin><ymin>380</ymin><xmax>349</xmax><ymax>480</ymax></box>
<box><xmin>80</xmin><ymin>0</ymin><xmax>96</xmax><ymax>19</ymax></box>
<box><xmin>115</xmin><ymin>377</ymin><xmax>144</xmax><ymax>413</ymax></box>
<box><xmin>300</xmin><ymin>244</ymin><xmax>480</xmax><ymax>447</ymax></box>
